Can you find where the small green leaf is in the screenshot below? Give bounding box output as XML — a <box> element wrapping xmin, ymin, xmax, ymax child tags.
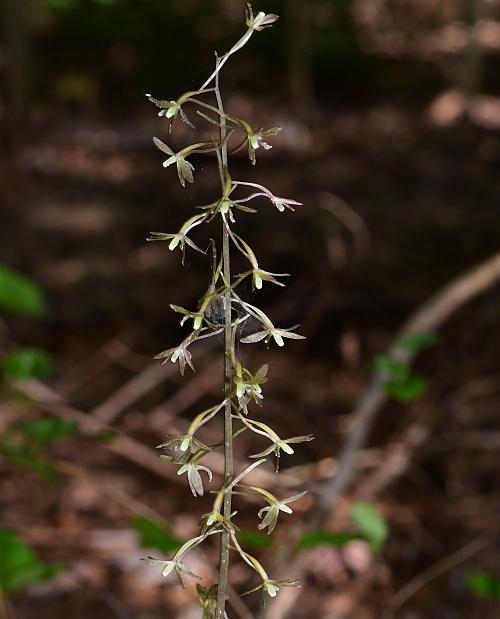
<box><xmin>131</xmin><ymin>516</ymin><xmax>183</xmax><ymax>554</ymax></box>
<box><xmin>0</xmin><ymin>441</ymin><xmax>56</xmax><ymax>481</ymax></box>
<box><xmin>1</xmin><ymin>348</ymin><xmax>53</xmax><ymax>380</ymax></box>
<box><xmin>297</xmin><ymin>531</ymin><xmax>359</xmax><ymax>552</ymax></box>
<box><xmin>83</xmin><ymin>431</ymin><xmax>116</xmax><ymax>442</ymax></box>
<box><xmin>16</xmin><ymin>418</ymin><xmax>79</xmax><ymax>444</ymax></box>
<box><xmin>467</xmin><ymin>572</ymin><xmax>500</xmax><ymax>599</ymax></box>
<box><xmin>0</xmin><ymin>530</ymin><xmax>62</xmax><ymax>596</ymax></box>
<box><xmin>398</xmin><ymin>332</ymin><xmax>438</xmax><ymax>353</ymax></box>
<box><xmin>374</xmin><ymin>355</ymin><xmax>407</xmax><ymax>379</ymax></box>
<box><xmin>384</xmin><ymin>375</ymin><xmax>427</xmax><ymax>403</ymax></box>
<box><xmin>350</xmin><ymin>502</ymin><xmax>388</xmax><ymax>553</ymax></box>
<box><xmin>237</xmin><ymin>530</ymin><xmax>272</xmax><ymax>550</ymax></box>
<box><xmin>0</xmin><ymin>265</ymin><xmax>45</xmax><ymax>317</ymax></box>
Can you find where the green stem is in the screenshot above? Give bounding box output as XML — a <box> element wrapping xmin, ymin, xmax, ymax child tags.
<box><xmin>215</xmin><ymin>57</ymin><xmax>234</xmax><ymax>619</ymax></box>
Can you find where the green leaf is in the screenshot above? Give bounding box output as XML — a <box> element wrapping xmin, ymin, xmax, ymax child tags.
<box><xmin>0</xmin><ymin>441</ymin><xmax>56</xmax><ymax>481</ymax></box>
<box><xmin>0</xmin><ymin>530</ymin><xmax>62</xmax><ymax>596</ymax></box>
<box><xmin>297</xmin><ymin>531</ymin><xmax>359</xmax><ymax>552</ymax></box>
<box><xmin>398</xmin><ymin>332</ymin><xmax>438</xmax><ymax>353</ymax></box>
<box><xmin>350</xmin><ymin>502</ymin><xmax>388</xmax><ymax>553</ymax></box>
<box><xmin>0</xmin><ymin>265</ymin><xmax>45</xmax><ymax>317</ymax></box>
<box><xmin>384</xmin><ymin>375</ymin><xmax>427</xmax><ymax>403</ymax></box>
<box><xmin>16</xmin><ymin>418</ymin><xmax>79</xmax><ymax>444</ymax></box>
<box><xmin>131</xmin><ymin>516</ymin><xmax>183</xmax><ymax>554</ymax></box>
<box><xmin>374</xmin><ymin>355</ymin><xmax>407</xmax><ymax>379</ymax></box>
<box><xmin>83</xmin><ymin>431</ymin><xmax>116</xmax><ymax>442</ymax></box>
<box><xmin>467</xmin><ymin>572</ymin><xmax>500</xmax><ymax>599</ymax></box>
<box><xmin>237</xmin><ymin>529</ymin><xmax>272</xmax><ymax>550</ymax></box>
<box><xmin>1</xmin><ymin>348</ymin><xmax>53</xmax><ymax>380</ymax></box>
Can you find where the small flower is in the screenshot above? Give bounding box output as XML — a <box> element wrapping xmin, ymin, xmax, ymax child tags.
<box><xmin>146</xmin><ymin>94</ymin><xmax>195</xmax><ymax>128</ymax></box>
<box><xmin>247</xmin><ymin>127</ymin><xmax>281</xmax><ymax>165</ymax></box>
<box><xmin>178</xmin><ymin>462</ymin><xmax>213</xmax><ymax>497</ymax></box>
<box><xmin>234</xmin><ymin>363</ymin><xmax>268</xmax><ymax>413</ymax></box>
<box><xmin>270</xmin><ymin>196</ymin><xmax>303</xmax><ymax>213</ymax></box>
<box><xmin>245</xmin><ymin>3</ymin><xmax>279</xmax><ymax>31</ymax></box>
<box><xmin>143</xmin><ymin>556</ymin><xmax>201</xmax><ymax>586</ymax></box>
<box><xmin>154</xmin><ymin>342</ymin><xmax>194</xmax><ymax>375</ymax></box>
<box><xmin>242</xmin><ymin>574</ymin><xmax>300</xmax><ymax>599</ymax></box>
<box><xmin>257</xmin><ymin>491</ymin><xmax>307</xmax><ymax>535</ymax></box>
<box><xmin>231</xmin><ymin>180</ymin><xmax>303</xmax><ymax>214</ymax></box>
<box><xmin>251</xmin><ymin>434</ymin><xmax>314</xmax><ymax>461</ymax></box>
<box><xmin>153</xmin><ymin>136</ymin><xmax>195</xmax><ymax>187</ymax></box>
<box><xmin>148</xmin><ymin>214</ymin><xmax>206</xmax><ymax>262</ymax></box>
<box><xmin>157</xmin><ymin>433</ymin><xmax>211</xmax><ymax>455</ymax></box>
<box><xmin>236</xmin><ymin>416</ymin><xmax>313</xmax><ymax>472</ymax></box>
<box><xmin>144</xmin><ymin>532</ymin><xmax>221</xmax><ymax>587</ymax></box>
<box><xmin>170</xmin><ymin>303</ymin><xmax>204</xmax><ymax>330</ymax></box>
<box><xmin>240</xmin><ymin>325</ymin><xmax>305</xmax><ymax>347</ymax></box>
<box><xmin>252</xmin><ymin>268</ymin><xmax>289</xmax><ymax>290</ymax></box>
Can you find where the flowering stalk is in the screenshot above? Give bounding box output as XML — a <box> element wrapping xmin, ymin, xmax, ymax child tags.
<box><xmin>144</xmin><ymin>5</ymin><xmax>311</xmax><ymax>617</ymax></box>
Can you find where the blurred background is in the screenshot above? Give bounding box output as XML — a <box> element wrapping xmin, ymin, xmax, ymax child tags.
<box><xmin>1</xmin><ymin>1</ymin><xmax>500</xmax><ymax>618</ymax></box>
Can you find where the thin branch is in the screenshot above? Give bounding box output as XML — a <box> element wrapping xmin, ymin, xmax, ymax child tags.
<box><xmin>311</xmin><ymin>249</ymin><xmax>500</xmax><ymax>527</ymax></box>
<box><xmin>383</xmin><ymin>537</ymin><xmax>488</xmax><ymax>618</ymax></box>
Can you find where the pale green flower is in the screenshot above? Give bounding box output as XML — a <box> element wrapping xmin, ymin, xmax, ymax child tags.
<box><xmin>146</xmin><ymin>94</ymin><xmax>195</xmax><ymax>128</ymax></box>
<box><xmin>245</xmin><ymin>4</ymin><xmax>279</xmax><ymax>31</ymax></box>
<box><xmin>257</xmin><ymin>491</ymin><xmax>307</xmax><ymax>535</ymax></box>
<box><xmin>237</xmin><ymin>416</ymin><xmax>313</xmax><ymax>471</ymax></box>
<box><xmin>240</xmin><ymin>325</ymin><xmax>305</xmax><ymax>347</ymax></box>
<box><xmin>247</xmin><ymin>127</ymin><xmax>281</xmax><ymax>165</ymax></box>
<box><xmin>154</xmin><ymin>342</ymin><xmax>194</xmax><ymax>376</ymax></box>
<box><xmin>153</xmin><ymin>136</ymin><xmax>195</xmax><ymax>187</ymax></box>
<box><xmin>178</xmin><ymin>462</ymin><xmax>213</xmax><ymax>497</ymax></box>
<box><xmin>234</xmin><ymin>363</ymin><xmax>268</xmax><ymax>413</ymax></box>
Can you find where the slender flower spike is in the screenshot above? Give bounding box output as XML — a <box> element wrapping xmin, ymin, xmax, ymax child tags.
<box><xmin>145</xmin><ymin>7</ymin><xmax>309</xmax><ymax>616</ymax></box>
<box><xmin>153</xmin><ymin>136</ymin><xmax>195</xmax><ymax>187</ymax></box>
<box><xmin>178</xmin><ymin>462</ymin><xmax>213</xmax><ymax>497</ymax></box>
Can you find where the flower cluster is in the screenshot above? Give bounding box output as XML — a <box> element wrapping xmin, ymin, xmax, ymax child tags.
<box><xmin>143</xmin><ymin>4</ymin><xmax>312</xmax><ymax>615</ymax></box>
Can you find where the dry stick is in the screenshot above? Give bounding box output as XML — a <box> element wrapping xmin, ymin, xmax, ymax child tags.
<box><xmin>382</xmin><ymin>537</ymin><xmax>489</xmax><ymax>619</ymax></box>
<box><xmin>312</xmin><ymin>249</ymin><xmax>500</xmax><ymax>528</ymax></box>
<box><xmin>148</xmin><ymin>361</ymin><xmax>219</xmax><ymax>430</ymax></box>
<box><xmin>16</xmin><ymin>379</ymin><xmax>182</xmax><ymax>485</ymax></box>
<box><xmin>92</xmin><ymin>338</ymin><xmax>217</xmax><ymax>424</ymax></box>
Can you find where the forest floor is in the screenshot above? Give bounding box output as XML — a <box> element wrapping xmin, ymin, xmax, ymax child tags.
<box><xmin>1</xmin><ymin>100</ymin><xmax>500</xmax><ymax>619</ymax></box>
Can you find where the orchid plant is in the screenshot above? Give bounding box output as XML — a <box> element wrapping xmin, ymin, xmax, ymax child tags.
<box><xmin>144</xmin><ymin>5</ymin><xmax>312</xmax><ymax>617</ymax></box>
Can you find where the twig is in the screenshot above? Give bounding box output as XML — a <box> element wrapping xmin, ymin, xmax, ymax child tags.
<box><xmin>92</xmin><ymin>338</ymin><xmax>216</xmax><ymax>423</ymax></box>
<box><xmin>16</xmin><ymin>379</ymin><xmax>182</xmax><ymax>485</ymax></box>
<box><xmin>260</xmin><ymin>250</ymin><xmax>500</xmax><ymax>619</ymax></box>
<box><xmin>320</xmin><ymin>191</ymin><xmax>371</xmax><ymax>260</ymax></box>
<box><xmin>312</xmin><ymin>249</ymin><xmax>500</xmax><ymax>526</ymax></box>
<box><xmin>382</xmin><ymin>537</ymin><xmax>488</xmax><ymax>618</ymax></box>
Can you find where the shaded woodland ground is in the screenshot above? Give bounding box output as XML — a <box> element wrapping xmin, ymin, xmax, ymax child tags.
<box><xmin>1</xmin><ymin>1</ymin><xmax>500</xmax><ymax>618</ymax></box>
